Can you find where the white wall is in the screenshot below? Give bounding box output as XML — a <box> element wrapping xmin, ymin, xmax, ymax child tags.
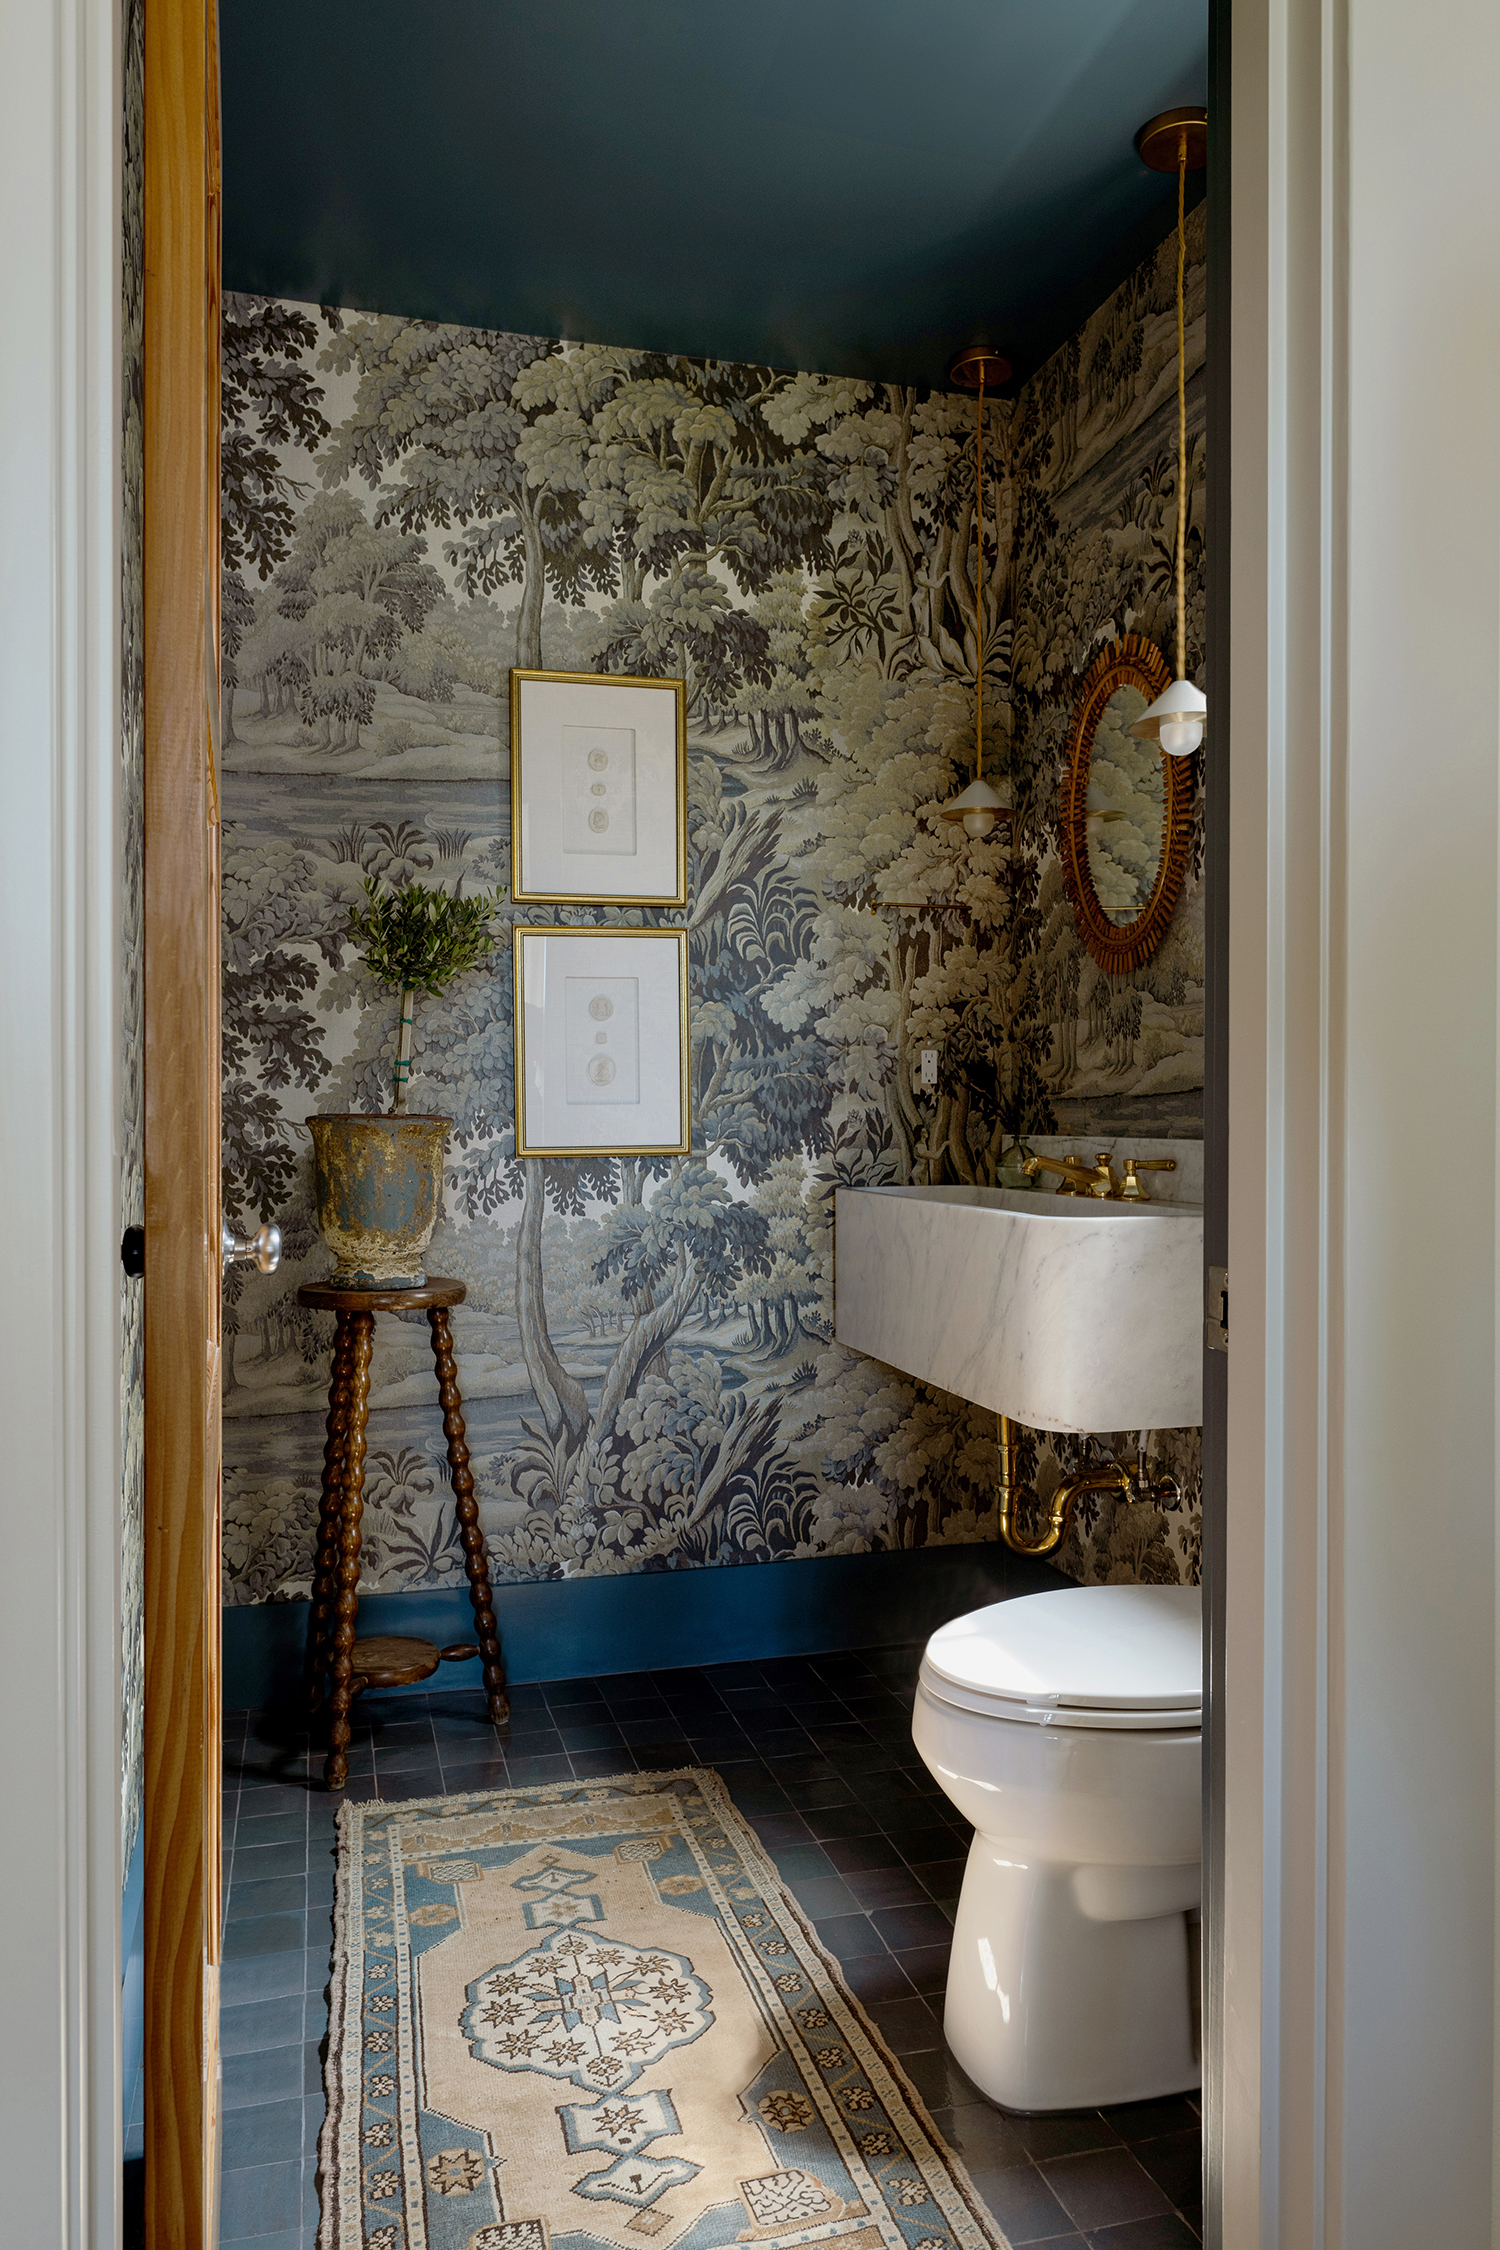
<box><xmin>1227</xmin><ymin>0</ymin><xmax>1500</xmax><ymax>2240</ymax></box>
<box><xmin>0</xmin><ymin>0</ymin><xmax>124</xmax><ymax>2240</ymax></box>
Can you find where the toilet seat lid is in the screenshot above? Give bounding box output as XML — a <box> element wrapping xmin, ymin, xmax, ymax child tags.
<box><xmin>922</xmin><ymin>1585</ymin><xmax>1201</xmax><ymax>1729</ymax></box>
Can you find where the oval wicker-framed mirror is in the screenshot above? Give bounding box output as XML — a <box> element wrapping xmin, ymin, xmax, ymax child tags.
<box><xmin>1060</xmin><ymin>633</ymin><xmax>1194</xmax><ymax>975</ymax></box>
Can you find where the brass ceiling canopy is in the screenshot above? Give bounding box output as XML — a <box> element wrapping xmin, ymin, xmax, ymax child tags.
<box><xmin>949</xmin><ymin>344</ymin><xmax>1013</xmax><ymax>392</ymax></box>
<box><xmin>1135</xmin><ymin>105</ymin><xmax>1208</xmax><ymax>174</ymax></box>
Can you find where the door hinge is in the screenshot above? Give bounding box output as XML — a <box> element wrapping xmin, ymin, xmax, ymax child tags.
<box><xmin>1205</xmin><ymin>1264</ymin><xmax>1228</xmax><ymax>1354</ymax></box>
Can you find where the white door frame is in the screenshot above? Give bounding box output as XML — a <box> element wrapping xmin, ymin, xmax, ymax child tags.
<box><xmin>0</xmin><ymin>0</ymin><xmax>125</xmax><ymax>2243</ymax></box>
<box><xmin>1224</xmin><ymin>0</ymin><xmax>1500</xmax><ymax>2239</ymax></box>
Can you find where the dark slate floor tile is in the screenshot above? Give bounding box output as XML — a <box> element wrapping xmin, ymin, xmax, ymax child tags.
<box><xmin>832</xmin><ymin>1952</ymin><xmax>915</xmax><ymax>2006</ymax></box>
<box><xmin>862</xmin><ymin>1994</ymin><xmax>941</xmax><ymax>2053</ymax></box>
<box><xmin>607</xmin><ymin>1698</ymin><xmax>673</xmax><ymax>1727</ymax></box>
<box><xmin>870</xmin><ymin>1902</ymin><xmax>954</xmax><ymax>1951</ymax></box>
<box><xmin>771</xmin><ymin>1843</ymin><xmax>837</xmax><ymax>1882</ymax></box>
<box><xmin>506</xmin><ymin>1752</ymin><xmax>573</xmax><ymax>1784</ymax></box>
<box><xmin>909</xmin><ymin>1856</ymin><xmax>967</xmax><ymax>1901</ymax></box>
<box><xmin>438</xmin><ymin>1756</ymin><xmax>511</xmax><ymax>1793</ymax></box>
<box><xmin>619</xmin><ymin>1717</ymin><xmax>692</xmax><ymax>1751</ymax></box>
<box><xmin>544</xmin><ymin>1676</ymin><xmax>607</xmax><ymax>1704</ymax></box>
<box><xmin>220</xmin><ymin>1993</ymin><xmax>306</xmax><ymax>2056</ymax></box>
<box><xmin>845</xmin><ymin>1865</ymin><xmax>929</xmax><ymax>1910</ymax></box>
<box><xmin>773</xmin><ymin>1753</ymin><xmax>840</xmax><ymax>1784</ymax></box>
<box><xmin>223</xmin><ymin>1910</ymin><xmax>307</xmax><ymax>1961</ymax></box>
<box><xmin>897</xmin><ymin>2045</ymin><xmax>990</xmax><ymax>2112</ymax></box>
<box><xmin>221</xmin><ymin>2096</ymin><xmax>304</xmax><ymax>2171</ymax></box>
<box><xmin>233</xmin><ymin>1811</ymin><xmax>308</xmax><ymax>1850</ymax></box>
<box><xmin>1009</xmin><ymin>2111</ymin><xmax>1123</xmax><ymax>2161</ymax></box>
<box><xmin>232</xmin><ymin>1781</ymin><xmax>315</xmax><ymax>1817</ymax></box>
<box><xmin>1131</xmin><ymin>2131</ymin><xmax>1203</xmax><ymax>2210</ymax></box>
<box><xmin>556</xmin><ymin>1720</ymin><xmax>625</xmax><ymax>1752</ymax></box>
<box><xmin>1100</xmin><ymin>2094</ymin><xmax>1201</xmax><ymax>2145</ymax></box>
<box><xmin>1086</xmin><ymin>2219</ymin><xmax>1202</xmax><ymax>2250</ymax></box>
<box><xmin>824</xmin><ymin>1834</ymin><xmax>904</xmax><ymax>1874</ymax></box>
<box><xmin>788</xmin><ymin>1876</ymin><xmax>863</xmax><ymax>1920</ymax></box>
<box><xmin>1039</xmin><ymin>2148</ymin><xmax>1171</xmax><ymax>2232</ymax></box>
<box><xmin>893</xmin><ymin>1943</ymin><xmax>951</xmax><ymax>1996</ymax></box>
<box><xmin>812</xmin><ymin>1912</ymin><xmax>882</xmax><ymax>1961</ymax></box>
<box><xmin>489</xmin><ymin>1718</ymin><xmax>564</xmax><ymax>1752</ymax></box>
<box><xmin>599</xmin><ymin>1670</ymin><xmax>662</xmax><ymax>1698</ymax></box>
<box><xmin>570</xmin><ymin>1749</ymin><xmax>639</xmax><ymax>1779</ymax></box>
<box><xmin>745</xmin><ymin>1811</ymin><xmax>812</xmax><ymax>1848</ymax></box>
<box><xmin>221</xmin><ymin>1949</ymin><xmax>311</xmax><ymax>2008</ymax></box>
<box><xmin>931</xmin><ymin>2098</ymin><xmax>1032</xmax><ymax>2172</ymax></box>
<box><xmin>222</xmin><ymin>2042</ymin><xmax>305</xmax><ymax>2110</ymax></box>
<box><xmin>722</xmin><ymin>1775</ymin><xmax>792</xmax><ymax>1815</ymax></box>
<box><xmin>217</xmin><ymin>2160</ymin><xmax>306</xmax><ymax>2244</ymax></box>
<box><xmin>962</xmin><ymin>2158</ymin><xmax>1075</xmax><ymax>2244</ymax></box>
<box><xmin>227</xmin><ymin>1873</ymin><xmax>306</xmax><ymax>1921</ymax></box>
<box><xmin>631</xmin><ymin>1741</ymin><xmax>697</xmax><ymax>1771</ymax></box>
<box><xmin>780</xmin><ymin>1776</ymin><xmax>859</xmax><ymax>1812</ymax></box>
<box><xmin>800</xmin><ymin>1802</ymin><xmax>880</xmax><ymax>1841</ymax></box>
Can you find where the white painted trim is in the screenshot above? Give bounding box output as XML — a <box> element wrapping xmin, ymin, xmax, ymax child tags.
<box><xmin>0</xmin><ymin>0</ymin><xmax>123</xmax><ymax>2240</ymax></box>
<box><xmin>1228</xmin><ymin>1</ymin><xmax>1500</xmax><ymax>2240</ymax></box>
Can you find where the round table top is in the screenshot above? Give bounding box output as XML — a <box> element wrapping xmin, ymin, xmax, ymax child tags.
<box><xmin>296</xmin><ymin>1274</ymin><xmax>466</xmax><ymax>1312</ymax></box>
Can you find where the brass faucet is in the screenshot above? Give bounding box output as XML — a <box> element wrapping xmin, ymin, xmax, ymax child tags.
<box><xmin>1022</xmin><ymin>1151</ymin><xmax>1179</xmax><ymax>1202</ymax></box>
<box><xmin>1022</xmin><ymin>1153</ymin><xmax>1097</xmax><ymax>1196</ymax></box>
<box><xmin>996</xmin><ymin>1411</ymin><xmax>1182</xmax><ymax>1556</ymax></box>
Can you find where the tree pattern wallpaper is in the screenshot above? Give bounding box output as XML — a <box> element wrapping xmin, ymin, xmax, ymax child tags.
<box><xmin>219</xmin><ymin>202</ymin><xmax>1206</xmax><ymax>1612</ymax></box>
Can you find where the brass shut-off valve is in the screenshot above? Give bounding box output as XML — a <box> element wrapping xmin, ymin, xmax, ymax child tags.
<box><xmin>996</xmin><ymin>1411</ymin><xmax>1183</xmax><ymax>1557</ymax></box>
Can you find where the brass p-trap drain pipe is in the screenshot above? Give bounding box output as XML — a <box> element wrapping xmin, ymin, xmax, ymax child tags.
<box><xmin>997</xmin><ymin>1411</ymin><xmax>1182</xmax><ymax>1557</ymax></box>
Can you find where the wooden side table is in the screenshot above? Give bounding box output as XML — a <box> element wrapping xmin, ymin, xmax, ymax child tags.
<box><xmin>297</xmin><ymin>1276</ymin><xmax>509</xmax><ymax>1787</ymax></box>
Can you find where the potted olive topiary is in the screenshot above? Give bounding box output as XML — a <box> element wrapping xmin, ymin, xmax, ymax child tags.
<box><xmin>307</xmin><ymin>877</ymin><xmax>504</xmax><ymax>1288</ymax></box>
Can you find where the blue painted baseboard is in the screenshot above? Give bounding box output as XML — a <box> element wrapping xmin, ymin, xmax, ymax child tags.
<box><xmin>223</xmin><ymin>1543</ymin><xmax>1062</xmax><ymax>1711</ymax></box>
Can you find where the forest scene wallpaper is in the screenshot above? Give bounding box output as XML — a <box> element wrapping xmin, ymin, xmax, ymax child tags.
<box><xmin>219</xmin><ymin>200</ymin><xmax>1206</xmax><ymax>1614</ymax></box>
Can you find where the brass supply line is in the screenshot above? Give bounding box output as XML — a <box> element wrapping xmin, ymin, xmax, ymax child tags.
<box><xmin>997</xmin><ymin>1411</ymin><xmax>1181</xmax><ymax>1557</ymax></box>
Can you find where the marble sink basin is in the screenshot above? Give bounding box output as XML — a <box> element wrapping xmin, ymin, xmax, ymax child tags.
<box><xmin>833</xmin><ymin>1184</ymin><xmax>1203</xmax><ymax>1433</ymax></box>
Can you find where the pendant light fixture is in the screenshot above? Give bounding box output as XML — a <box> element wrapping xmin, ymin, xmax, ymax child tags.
<box><xmin>1130</xmin><ymin>106</ymin><xmax>1208</xmax><ymax>758</ymax></box>
<box><xmin>940</xmin><ymin>344</ymin><xmax>1014</xmax><ymax>838</ymax></box>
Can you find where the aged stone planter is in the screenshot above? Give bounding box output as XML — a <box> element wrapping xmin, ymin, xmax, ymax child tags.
<box><xmin>306</xmin><ymin>1113</ymin><xmax>450</xmax><ymax>1287</ymax></box>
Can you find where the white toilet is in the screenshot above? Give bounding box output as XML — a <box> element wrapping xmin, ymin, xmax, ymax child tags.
<box><xmin>912</xmin><ymin>1582</ymin><xmax>1202</xmax><ymax>2113</ymax></box>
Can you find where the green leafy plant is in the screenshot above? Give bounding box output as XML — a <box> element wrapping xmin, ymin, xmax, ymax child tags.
<box><xmin>346</xmin><ymin>876</ymin><xmax>505</xmax><ymax>1112</ymax></box>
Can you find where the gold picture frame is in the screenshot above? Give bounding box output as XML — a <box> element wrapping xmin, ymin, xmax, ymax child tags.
<box><xmin>513</xmin><ymin>923</ymin><xmax>691</xmax><ymax>1159</ymax></box>
<box><xmin>509</xmin><ymin>668</ymin><xmax>688</xmax><ymax>906</ymax></box>
<box><xmin>1059</xmin><ymin>634</ymin><xmax>1195</xmax><ymax>976</ymax></box>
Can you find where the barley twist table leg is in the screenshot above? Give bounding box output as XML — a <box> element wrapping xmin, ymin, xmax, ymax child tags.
<box><xmin>306</xmin><ymin>1312</ymin><xmax>355</xmax><ymax>1712</ymax></box>
<box><xmin>428</xmin><ymin>1305</ymin><xmax>509</xmax><ymax>1725</ymax></box>
<box><xmin>325</xmin><ymin>1311</ymin><xmax>374</xmax><ymax>1789</ymax></box>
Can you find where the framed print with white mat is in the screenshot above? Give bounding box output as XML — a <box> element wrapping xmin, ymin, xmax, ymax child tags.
<box><xmin>510</xmin><ymin>670</ymin><xmax>687</xmax><ymax>906</ymax></box>
<box><xmin>514</xmin><ymin>924</ymin><xmax>690</xmax><ymax>1158</ymax></box>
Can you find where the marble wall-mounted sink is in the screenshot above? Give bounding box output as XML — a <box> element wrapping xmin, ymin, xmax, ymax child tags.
<box><xmin>834</xmin><ymin>1184</ymin><xmax>1203</xmax><ymax>1433</ymax></box>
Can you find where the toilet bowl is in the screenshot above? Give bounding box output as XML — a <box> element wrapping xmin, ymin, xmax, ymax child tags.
<box><xmin>912</xmin><ymin>1582</ymin><xmax>1201</xmax><ymax>2113</ymax></box>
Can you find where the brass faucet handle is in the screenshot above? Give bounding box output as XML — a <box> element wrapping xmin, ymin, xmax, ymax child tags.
<box><xmin>1088</xmin><ymin>1153</ymin><xmax>1119</xmax><ymax>1198</ymax></box>
<box><xmin>1119</xmin><ymin>1156</ymin><xmax>1178</xmax><ymax>1201</ymax></box>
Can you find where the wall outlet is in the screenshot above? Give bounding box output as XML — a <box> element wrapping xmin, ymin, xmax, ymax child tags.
<box><xmin>920</xmin><ymin>1048</ymin><xmax>939</xmax><ymax>1087</ymax></box>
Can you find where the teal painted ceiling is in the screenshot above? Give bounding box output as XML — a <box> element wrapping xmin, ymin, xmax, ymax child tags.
<box><xmin>221</xmin><ymin>0</ymin><xmax>1208</xmax><ymax>390</ymax></box>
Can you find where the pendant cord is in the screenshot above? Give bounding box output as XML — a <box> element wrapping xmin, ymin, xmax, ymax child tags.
<box><xmin>1176</xmin><ymin>130</ymin><xmax>1188</xmax><ymax>682</ymax></box>
<box><xmin>976</xmin><ymin>364</ymin><xmax>986</xmax><ymax>785</ymax></box>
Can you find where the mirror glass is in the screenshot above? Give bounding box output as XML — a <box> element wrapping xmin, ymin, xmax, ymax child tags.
<box><xmin>1085</xmin><ymin>683</ymin><xmax>1166</xmax><ymax>926</ymax></box>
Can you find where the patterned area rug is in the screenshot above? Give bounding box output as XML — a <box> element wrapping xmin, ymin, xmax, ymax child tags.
<box><xmin>319</xmin><ymin>1768</ymin><xmax>1010</xmax><ymax>2250</ymax></box>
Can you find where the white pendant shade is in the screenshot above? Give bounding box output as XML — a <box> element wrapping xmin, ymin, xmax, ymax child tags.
<box><xmin>1129</xmin><ymin>674</ymin><xmax>1207</xmax><ymax>758</ymax></box>
<box><xmin>938</xmin><ymin>775</ymin><xmax>1012</xmax><ymax>838</ymax></box>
